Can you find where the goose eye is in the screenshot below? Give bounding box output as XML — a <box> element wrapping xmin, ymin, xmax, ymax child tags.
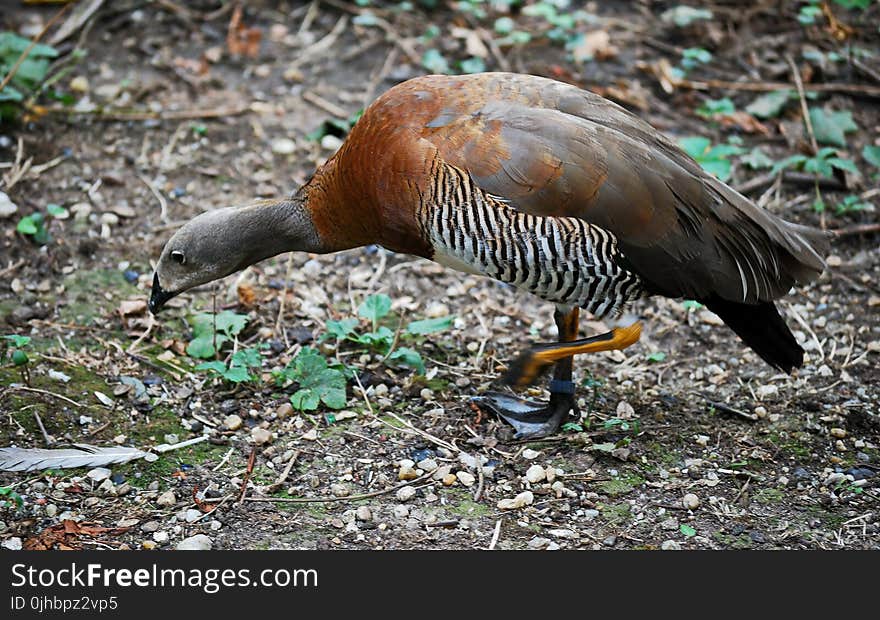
<box><xmin>170</xmin><ymin>250</ymin><xmax>186</xmax><ymax>265</ymax></box>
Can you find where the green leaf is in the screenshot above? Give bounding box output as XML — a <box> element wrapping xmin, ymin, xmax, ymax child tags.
<box><xmin>745</xmin><ymin>90</ymin><xmax>792</xmax><ymax>119</ymax></box>
<box><xmin>680</xmin><ymin>523</ymin><xmax>696</xmax><ymax>537</ymax></box>
<box><xmin>16</xmin><ymin>215</ymin><xmax>38</xmax><ymax>235</ymax></box>
<box><xmin>646</xmin><ymin>352</ymin><xmax>667</xmax><ymax>363</ymax></box>
<box><xmin>290</xmin><ymin>388</ymin><xmax>321</xmax><ymax>411</ymax></box>
<box><xmin>561</xmin><ymin>422</ymin><xmax>583</xmax><ymax>433</ymax></box>
<box><xmin>809</xmin><ymin>108</ymin><xmax>858</xmax><ymax>147</ymax></box>
<box><xmin>324</xmin><ymin>318</ymin><xmax>359</xmax><ymax>341</ymax></box>
<box><xmin>421</xmin><ymin>48</ymin><xmax>450</xmax><ymax>74</ymax></box>
<box><xmin>187</xmin><ymin>334</ymin><xmax>226</xmax><ymax>359</ymax></box>
<box><xmin>459</xmin><ymin>57</ymin><xmax>486</xmax><ymax>74</ymax></box>
<box><xmin>832</xmin><ymin>0</ymin><xmax>870</xmax><ymax>9</ymax></box>
<box><xmin>740</xmin><ymin>147</ymin><xmax>775</xmax><ymax>170</ymax></box>
<box><xmin>195</xmin><ymin>361</ymin><xmax>227</xmax><ymax>374</ymax></box>
<box><xmin>494</xmin><ymin>16</ymin><xmax>515</xmax><ymax>34</ymax></box>
<box><xmin>0</xmin><ymin>32</ymin><xmax>59</xmax><ymax>59</ymax></box>
<box><xmin>357</xmin><ymin>294</ymin><xmax>392</xmax><ymax>322</ymax></box>
<box><xmin>214</xmin><ymin>310</ymin><xmax>249</xmax><ymax>337</ymax></box>
<box><xmin>0</xmin><ymin>85</ymin><xmax>23</xmax><ymax>101</ymax></box>
<box><xmin>2</xmin><ymin>335</ymin><xmax>31</xmax><ymax>347</ymax></box>
<box><xmin>46</xmin><ymin>203</ymin><xmax>68</xmax><ymax>218</ymax></box>
<box><xmin>862</xmin><ymin>145</ymin><xmax>880</xmax><ymax>168</ymax></box>
<box><xmin>320</xmin><ymin>386</ymin><xmax>348</xmax><ymax>409</ymax></box>
<box><xmin>0</xmin><ymin>486</ymin><xmax>24</xmax><ymax>508</ymax></box>
<box><xmin>696</xmin><ymin>97</ymin><xmax>735</xmax><ymax>118</ymax></box>
<box><xmin>220</xmin><ymin>366</ymin><xmax>251</xmax><ymax>383</ymax></box>
<box><xmin>769</xmin><ymin>154</ymin><xmax>808</xmax><ymax>175</ymax></box>
<box><xmin>698</xmin><ymin>158</ymin><xmax>732</xmax><ymax>182</ymax></box>
<box><xmin>388</xmin><ymin>347</ymin><xmax>425</xmax><ymax>374</ymax></box>
<box><xmin>12</xmin><ymin>349</ymin><xmax>28</xmax><ymax>366</ymax></box>
<box><xmin>827</xmin><ymin>157</ymin><xmax>859</xmax><ymax>175</ymax></box>
<box><xmin>682</xmin><ymin>300</ymin><xmax>703</xmax><ymax>311</ymax></box>
<box><xmin>679</xmin><ymin>136</ymin><xmax>711</xmax><ymax>159</ymax></box>
<box><xmin>231</xmin><ymin>347</ymin><xmax>262</xmax><ymax>368</ymax></box>
<box><xmin>406</xmin><ymin>316</ymin><xmax>453</xmax><ymax>335</ymax></box>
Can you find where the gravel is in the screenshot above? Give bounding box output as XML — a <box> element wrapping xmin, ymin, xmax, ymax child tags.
<box><xmin>176</xmin><ymin>534</ymin><xmax>213</xmax><ymax>551</ymax></box>
<box><xmin>156</xmin><ymin>491</ymin><xmax>176</xmax><ymax>507</ymax></box>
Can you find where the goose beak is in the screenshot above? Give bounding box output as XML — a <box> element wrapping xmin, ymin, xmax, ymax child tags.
<box><xmin>149</xmin><ymin>272</ymin><xmax>176</xmax><ymax>314</ymax></box>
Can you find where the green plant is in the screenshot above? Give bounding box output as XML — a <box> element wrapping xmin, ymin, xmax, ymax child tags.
<box><xmin>808</xmin><ymin>107</ymin><xmax>858</xmax><ymax>148</ymax></box>
<box><xmin>2</xmin><ymin>334</ymin><xmax>31</xmax><ymax>384</ymax></box>
<box><xmin>645</xmin><ymin>351</ymin><xmax>667</xmax><ymax>363</ymax></box>
<box><xmin>680</xmin><ymin>523</ymin><xmax>696</xmax><ymax>537</ymax></box>
<box><xmin>187</xmin><ymin>311</ymin><xmax>249</xmax><ymax>359</ymax></box>
<box><xmin>679</xmin><ymin>136</ymin><xmax>743</xmax><ymax>182</ymax></box>
<box><xmin>0</xmin><ymin>486</ymin><xmax>24</xmax><ymax>509</ymax></box>
<box><xmin>660</xmin><ymin>5</ymin><xmax>713</xmax><ymax>27</ymax></box>
<box><xmin>16</xmin><ymin>203</ymin><xmax>68</xmax><ymax>245</ymax></box>
<box><xmin>305</xmin><ymin>109</ymin><xmax>364</xmax><ymax>142</ymax></box>
<box><xmin>862</xmin><ymin>145</ymin><xmax>880</xmax><ymax>169</ymax></box>
<box><xmin>196</xmin><ymin>347</ymin><xmax>263</xmax><ymax>383</ymax></box>
<box><xmin>696</xmin><ymin>97</ymin><xmax>734</xmax><ymax>119</ymax></box>
<box><xmin>835</xmin><ymin>194</ymin><xmax>874</xmax><ymax>215</ymax></box>
<box><xmin>745</xmin><ymin>90</ymin><xmax>793</xmax><ymax>119</ymax></box>
<box><xmin>797</xmin><ymin>0</ymin><xmax>823</xmax><ymax>25</ymax></box>
<box><xmin>322</xmin><ymin>293</ymin><xmax>453</xmax><ymax>375</ymax></box>
<box><xmin>274</xmin><ymin>347</ymin><xmax>348</xmax><ymax>411</ymax></box>
<box><xmin>0</xmin><ymin>31</ymin><xmax>59</xmax><ymax>120</ymax></box>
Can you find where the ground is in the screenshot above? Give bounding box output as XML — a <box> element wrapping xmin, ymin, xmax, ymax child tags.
<box><xmin>0</xmin><ymin>1</ymin><xmax>878</xmax><ymax>551</ymax></box>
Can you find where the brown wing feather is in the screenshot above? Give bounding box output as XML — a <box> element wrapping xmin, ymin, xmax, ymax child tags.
<box><xmin>377</xmin><ymin>72</ymin><xmax>828</xmax><ymax>303</ymax></box>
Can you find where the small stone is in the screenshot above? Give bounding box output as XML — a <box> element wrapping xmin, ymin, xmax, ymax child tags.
<box><xmin>393</xmin><ymin>505</ymin><xmax>409</xmax><ymax>518</ymax></box>
<box><xmin>424</xmin><ymin>302</ymin><xmax>449</xmax><ymax>318</ymax></box>
<box><xmin>830</xmin><ymin>427</ymin><xmax>846</xmax><ymax>439</ymax></box>
<box><xmin>223</xmin><ymin>414</ymin><xmax>243</xmax><ymax>430</ymax></box>
<box><xmin>441</xmin><ymin>473</ymin><xmax>457</xmax><ymax>486</ymax></box>
<box><xmin>396</xmin><ymin>486</ymin><xmax>416</xmax><ymax>502</ymax></box>
<box><xmin>456</xmin><ymin>471</ymin><xmax>475</xmax><ymax>487</ymax></box>
<box><xmin>661</xmin><ymin>517</ymin><xmax>679</xmax><ymax>531</ymax></box>
<box><xmin>251</xmin><ymin>427</ymin><xmax>272</xmax><ymax>445</ymax></box>
<box><xmin>834</xmin><ymin>440</ymin><xmax>847</xmax><ymax>452</ymax></box>
<box><xmin>756</xmin><ymin>384</ymin><xmax>778</xmax><ymax>399</ymax></box>
<box><xmin>330</xmin><ymin>483</ymin><xmax>350</xmax><ymax>497</ymax></box>
<box><xmin>661</xmin><ymin>540</ymin><xmax>681</xmax><ymax>551</ymax></box>
<box><xmin>602</xmin><ymin>535</ymin><xmax>617</xmax><ymax>547</ymax></box>
<box><xmin>277</xmin><ymin>403</ymin><xmax>293</xmax><ymax>418</ymax></box>
<box><xmin>184</xmin><ymin>509</ymin><xmax>202</xmax><ymax>523</ymax></box>
<box><xmin>528</xmin><ymin>536</ymin><xmax>551</xmax><ymax>549</ymax></box>
<box><xmin>271</xmin><ymin>138</ymin><xmax>296</xmax><ymax>155</ymax></box>
<box><xmin>695</xmin><ymin>435</ymin><xmax>710</xmax><ymax>447</ymax></box>
<box><xmin>398</xmin><ymin>466</ymin><xmax>418</xmax><ymax>481</ymax></box>
<box><xmin>210</xmin><ymin>520</ymin><xmax>222</xmax><ymax>531</ymax></box>
<box><xmin>70</xmin><ymin>76</ymin><xmax>89</xmax><ymax>92</ymax></box>
<box><xmin>754</xmin><ymin>406</ymin><xmax>767</xmax><ymax>419</ymax></box>
<box><xmin>152</xmin><ymin>531</ymin><xmax>169</xmax><ymax>543</ymax></box>
<box><xmin>2</xmin><ymin>537</ymin><xmax>22</xmax><ymax>550</ymax></box>
<box><xmin>163</xmin><ymin>433</ymin><xmax>179</xmax><ymax>445</ymax></box>
<box><xmin>417</xmin><ymin>458</ymin><xmax>438</xmax><ymax>471</ymax></box>
<box><xmin>356</xmin><ymin>506</ymin><xmax>372</xmax><ymax>521</ymax></box>
<box><xmin>176</xmin><ymin>534</ymin><xmax>212</xmax><ymax>551</ymax></box>
<box><xmin>432</xmin><ymin>466</ymin><xmax>452</xmax><ymax>481</ymax></box>
<box><xmin>97</xmin><ymin>479</ymin><xmax>114</xmax><ymax>495</ymax></box>
<box><xmin>141</xmin><ymin>521</ymin><xmax>160</xmax><ymax>533</ymax></box>
<box><xmin>320</xmin><ymin>134</ymin><xmax>343</xmax><ymax>151</ymax></box>
<box><xmin>682</xmin><ymin>493</ymin><xmax>700</xmax><ymax>510</ymax></box>
<box><xmin>45</xmin><ymin>504</ymin><xmax>57</xmax><ymax>518</ymax></box>
<box><xmin>142</xmin><ymin>541</ymin><xmax>157</xmax><ymax>550</ymax></box>
<box><xmin>497</xmin><ymin>490</ymin><xmax>534</xmax><ymax>510</ymax></box>
<box><xmin>87</xmin><ymin>467</ymin><xmax>112</xmax><ymax>482</ymax></box>
<box><xmin>825</xmin><ymin>254</ymin><xmax>842</xmax><ymax>268</ymax></box>
<box><xmin>301</xmin><ymin>429</ymin><xmax>318</xmax><ymax>441</ymax></box>
<box><xmin>525</xmin><ymin>464</ymin><xmax>546</xmax><ymax>484</ymax></box>
<box><xmin>522</xmin><ymin>449</ymin><xmax>541</xmax><ymax>460</ymax></box>
<box><xmin>0</xmin><ymin>191</ymin><xmax>18</xmax><ymax>218</ymax></box>
<box><xmin>156</xmin><ymin>490</ymin><xmax>176</xmax><ymax>507</ymax></box>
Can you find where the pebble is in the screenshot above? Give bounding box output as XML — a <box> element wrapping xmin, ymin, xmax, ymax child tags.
<box><xmin>320</xmin><ymin>134</ymin><xmax>343</xmax><ymax>151</ymax></box>
<box><xmin>756</xmin><ymin>384</ymin><xmax>778</xmax><ymax>399</ymax></box>
<box><xmin>223</xmin><ymin>414</ymin><xmax>243</xmax><ymax>430</ymax></box>
<box><xmin>251</xmin><ymin>427</ymin><xmax>272</xmax><ymax>445</ymax></box>
<box><xmin>356</xmin><ymin>506</ymin><xmax>372</xmax><ymax>522</ymax></box>
<box><xmin>152</xmin><ymin>531</ymin><xmax>169</xmax><ymax>543</ymax></box>
<box><xmin>87</xmin><ymin>467</ymin><xmax>112</xmax><ymax>482</ymax></box>
<box><xmin>277</xmin><ymin>402</ymin><xmax>294</xmax><ymax>418</ymax></box>
<box><xmin>522</xmin><ymin>449</ymin><xmax>541</xmax><ymax>460</ymax></box>
<box><xmin>142</xmin><ymin>541</ymin><xmax>157</xmax><ymax>550</ymax></box>
<box><xmin>417</xmin><ymin>458</ymin><xmax>438</xmax><ymax>471</ymax></box>
<box><xmin>497</xmin><ymin>491</ymin><xmax>534</xmax><ymax>510</ymax></box>
<box><xmin>456</xmin><ymin>471</ymin><xmax>475</xmax><ymax>487</ymax></box>
<box><xmin>97</xmin><ymin>479</ymin><xmax>115</xmax><ymax>495</ymax></box>
<box><xmin>45</xmin><ymin>504</ymin><xmax>57</xmax><ymax>518</ymax></box>
<box><xmin>602</xmin><ymin>535</ymin><xmax>617</xmax><ymax>547</ymax></box>
<box><xmin>661</xmin><ymin>517</ymin><xmax>679</xmax><ymax>531</ymax></box>
<box><xmin>525</xmin><ymin>464</ymin><xmax>546</xmax><ymax>484</ymax></box>
<box><xmin>398</xmin><ymin>465</ymin><xmax>418</xmax><ymax>481</ymax></box>
<box><xmin>396</xmin><ymin>486</ymin><xmax>416</xmax><ymax>502</ymax></box>
<box><xmin>330</xmin><ymin>483</ymin><xmax>350</xmax><ymax>497</ymax></box>
<box><xmin>210</xmin><ymin>520</ymin><xmax>223</xmax><ymax>531</ymax></box>
<box><xmin>184</xmin><ymin>509</ymin><xmax>202</xmax><ymax>523</ymax></box>
<box><xmin>141</xmin><ymin>521</ymin><xmax>160</xmax><ymax>533</ymax></box>
<box><xmin>2</xmin><ymin>537</ymin><xmax>22</xmax><ymax>550</ymax></box>
<box><xmin>271</xmin><ymin>138</ymin><xmax>297</xmax><ymax>154</ymax></box>
<box><xmin>830</xmin><ymin>428</ymin><xmax>846</xmax><ymax>439</ymax></box>
<box><xmin>156</xmin><ymin>490</ymin><xmax>176</xmax><ymax>507</ymax></box>
<box><xmin>432</xmin><ymin>465</ymin><xmax>453</xmax><ymax>481</ymax></box>
<box><xmin>0</xmin><ymin>191</ymin><xmax>18</xmax><ymax>218</ymax></box>
<box><xmin>393</xmin><ymin>505</ymin><xmax>409</xmax><ymax>518</ymax></box>
<box><xmin>441</xmin><ymin>473</ymin><xmax>457</xmax><ymax>486</ymax></box>
<box><xmin>176</xmin><ymin>534</ymin><xmax>212</xmax><ymax>551</ymax></box>
<box><xmin>528</xmin><ymin>536</ymin><xmax>551</xmax><ymax>549</ymax></box>
<box><xmin>682</xmin><ymin>493</ymin><xmax>700</xmax><ymax>510</ymax></box>
<box><xmin>661</xmin><ymin>540</ymin><xmax>681</xmax><ymax>551</ymax></box>
<box><xmin>582</xmin><ymin>509</ymin><xmax>600</xmax><ymax>520</ymax></box>
<box><xmin>823</xmin><ymin>472</ymin><xmax>846</xmax><ymax>486</ymax></box>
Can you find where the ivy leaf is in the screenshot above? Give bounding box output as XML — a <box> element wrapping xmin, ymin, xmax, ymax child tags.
<box><xmin>2</xmin><ymin>335</ymin><xmax>31</xmax><ymax>347</ymax></box>
<box><xmin>231</xmin><ymin>348</ymin><xmax>262</xmax><ymax>369</ymax></box>
<box><xmin>354</xmin><ymin>326</ymin><xmax>394</xmax><ymax>348</ymax></box>
<box><xmin>745</xmin><ymin>90</ymin><xmax>791</xmax><ymax>119</ymax></box>
<box><xmin>290</xmin><ymin>388</ymin><xmax>321</xmax><ymax>411</ymax></box>
<box><xmin>646</xmin><ymin>352</ymin><xmax>667</xmax><ymax>363</ymax></box>
<box><xmin>220</xmin><ymin>366</ymin><xmax>251</xmax><ymax>383</ymax></box>
<box><xmin>696</xmin><ymin>97</ymin><xmax>735</xmax><ymax>118</ymax></box>
<box><xmin>740</xmin><ymin>147</ymin><xmax>774</xmax><ymax>170</ymax></box>
<box><xmin>680</xmin><ymin>523</ymin><xmax>696</xmax><ymax>537</ymax></box>
<box><xmin>194</xmin><ymin>361</ymin><xmax>227</xmax><ymax>374</ymax></box>
<box><xmin>863</xmin><ymin>145</ymin><xmax>880</xmax><ymax>168</ymax></box>
<box><xmin>406</xmin><ymin>316</ymin><xmax>453</xmax><ymax>335</ymax></box>
<box><xmin>808</xmin><ymin>108</ymin><xmax>857</xmax><ymax>147</ymax></box>
<box><xmin>388</xmin><ymin>347</ymin><xmax>425</xmax><ymax>375</ymax></box>
<box><xmin>46</xmin><ymin>203</ymin><xmax>68</xmax><ymax>218</ymax></box>
<box><xmin>214</xmin><ymin>310</ymin><xmax>249</xmax><ymax>337</ymax></box>
<box><xmin>186</xmin><ymin>334</ymin><xmax>227</xmax><ymax>359</ymax></box>
<box><xmin>357</xmin><ymin>294</ymin><xmax>391</xmax><ymax>322</ymax></box>
<box><xmin>324</xmin><ymin>318</ymin><xmax>359</xmax><ymax>341</ymax></box>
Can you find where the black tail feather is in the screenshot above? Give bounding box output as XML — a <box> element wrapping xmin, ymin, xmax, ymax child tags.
<box><xmin>704</xmin><ymin>296</ymin><xmax>804</xmax><ymax>372</ymax></box>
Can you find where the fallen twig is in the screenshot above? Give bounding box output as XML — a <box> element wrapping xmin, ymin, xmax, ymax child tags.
<box><xmin>786</xmin><ymin>54</ymin><xmax>819</xmax><ymax>155</ymax></box>
<box><xmin>689</xmin><ymin>391</ymin><xmax>758</xmax><ymax>422</ymax></box>
<box><xmin>238</xmin><ymin>447</ymin><xmax>257</xmax><ymax>505</ymax></box>
<box><xmin>33</xmin><ymin>411</ymin><xmax>53</xmax><ymax>446</ymax></box>
<box><xmin>5</xmin><ymin>385</ymin><xmax>84</xmax><ymax>408</ymax></box>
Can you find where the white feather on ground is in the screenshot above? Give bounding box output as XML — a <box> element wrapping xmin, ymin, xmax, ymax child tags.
<box><xmin>0</xmin><ymin>444</ymin><xmax>151</xmax><ymax>471</ymax></box>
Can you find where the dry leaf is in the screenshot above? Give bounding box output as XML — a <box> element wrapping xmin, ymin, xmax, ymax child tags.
<box><xmin>227</xmin><ymin>4</ymin><xmax>262</xmax><ymax>58</ymax></box>
<box><xmin>237</xmin><ymin>282</ymin><xmax>256</xmax><ymax>307</ymax></box>
<box><xmin>572</xmin><ymin>30</ymin><xmax>617</xmax><ymax>63</ymax></box>
<box><xmin>118</xmin><ymin>299</ymin><xmax>146</xmax><ymax>317</ymax></box>
<box><xmin>716</xmin><ymin>111</ymin><xmax>770</xmax><ymax>135</ymax></box>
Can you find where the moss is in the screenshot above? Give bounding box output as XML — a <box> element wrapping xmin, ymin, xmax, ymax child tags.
<box><xmin>753</xmin><ymin>488</ymin><xmax>786</xmax><ymax>505</ymax></box>
<box><xmin>597</xmin><ymin>473</ymin><xmax>644</xmax><ymax>497</ymax></box>
<box><xmin>56</xmin><ymin>268</ymin><xmax>140</xmax><ymax>326</ymax></box>
<box><xmin>712</xmin><ymin>531</ymin><xmax>753</xmax><ymax>549</ymax></box>
<box><xmin>445</xmin><ymin>492</ymin><xmax>492</xmax><ymax>518</ymax></box>
<box><xmin>601</xmin><ymin>502</ymin><xmax>632</xmax><ymax>525</ymax></box>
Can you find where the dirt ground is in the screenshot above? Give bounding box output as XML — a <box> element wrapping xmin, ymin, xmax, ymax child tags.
<box><xmin>1</xmin><ymin>1</ymin><xmax>878</xmax><ymax>551</ymax></box>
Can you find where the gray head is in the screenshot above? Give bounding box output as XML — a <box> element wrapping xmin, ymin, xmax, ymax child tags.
<box><xmin>149</xmin><ymin>198</ymin><xmax>321</xmax><ymax>313</ymax></box>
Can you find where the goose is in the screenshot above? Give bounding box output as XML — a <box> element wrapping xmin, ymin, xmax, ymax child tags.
<box><xmin>150</xmin><ymin>72</ymin><xmax>829</xmax><ymax>438</ymax></box>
